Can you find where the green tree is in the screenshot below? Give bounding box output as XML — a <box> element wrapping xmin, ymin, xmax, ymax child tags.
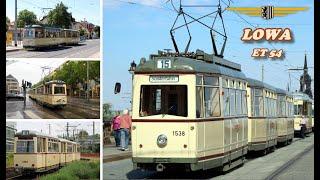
<box><xmin>93</xmin><ymin>26</ymin><xmax>100</xmax><ymax>38</ymax></box>
<box><xmin>79</xmin><ymin>28</ymin><xmax>86</xmax><ymax>37</ymax></box>
<box><xmin>47</xmin><ymin>2</ymin><xmax>74</xmax><ymax>28</ymax></box>
<box><xmin>78</xmin><ymin>130</ymin><xmax>89</xmax><ymax>139</ymax></box>
<box><xmin>17</xmin><ymin>10</ymin><xmax>37</xmax><ymax>28</ymax></box>
<box><xmin>103</xmin><ymin>103</ymin><xmax>113</xmax><ymax>121</ymax></box>
<box><xmin>6</xmin><ymin>16</ymin><xmax>10</xmax><ymax>32</ymax></box>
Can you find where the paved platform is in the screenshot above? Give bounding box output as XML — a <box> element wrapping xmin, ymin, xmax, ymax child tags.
<box><xmin>6</xmin><ymin>45</ymin><xmax>23</xmax><ymax>52</ymax></box>
<box><xmin>103</xmin><ymin>145</ymin><xmax>132</xmax><ymax>163</ymax></box>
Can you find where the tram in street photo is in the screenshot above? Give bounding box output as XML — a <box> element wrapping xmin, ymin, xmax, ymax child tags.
<box><xmin>14</xmin><ymin>130</ymin><xmax>80</xmax><ymax>175</ymax></box>
<box><xmin>292</xmin><ymin>92</ymin><xmax>313</xmax><ymax>136</ymax></box>
<box><xmin>29</xmin><ymin>80</ymin><xmax>67</xmax><ymax>108</ymax></box>
<box><xmin>128</xmin><ymin>49</ymin><xmax>248</xmax><ymax>172</ymax></box>
<box><xmin>246</xmin><ymin>78</ymin><xmax>278</xmax><ymax>154</ymax></box>
<box><xmin>275</xmin><ymin>88</ymin><xmax>294</xmax><ymax>145</ymax></box>
<box><xmin>23</xmin><ymin>25</ymin><xmax>80</xmax><ymax>49</ymax></box>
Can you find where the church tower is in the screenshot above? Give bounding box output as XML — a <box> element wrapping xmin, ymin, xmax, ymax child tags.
<box><xmin>299</xmin><ymin>53</ymin><xmax>313</xmax><ymax>99</ymax></box>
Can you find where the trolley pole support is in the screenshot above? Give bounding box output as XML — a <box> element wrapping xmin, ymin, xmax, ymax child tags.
<box><xmin>14</xmin><ymin>0</ymin><xmax>17</xmax><ymax>47</ymax></box>
<box><xmin>87</xmin><ymin>61</ymin><xmax>90</xmax><ymax>102</ymax></box>
<box><xmin>22</xmin><ymin>80</ymin><xmax>26</xmax><ymax>109</ymax></box>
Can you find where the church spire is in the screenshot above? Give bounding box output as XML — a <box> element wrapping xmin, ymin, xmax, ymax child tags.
<box><xmin>304</xmin><ymin>52</ymin><xmax>308</xmax><ymax>72</ymax></box>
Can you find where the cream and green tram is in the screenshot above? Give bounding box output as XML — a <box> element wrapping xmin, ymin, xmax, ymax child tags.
<box><xmin>14</xmin><ymin>130</ymin><xmax>80</xmax><ymax>175</ymax></box>
<box><xmin>292</xmin><ymin>92</ymin><xmax>313</xmax><ymax>136</ymax></box>
<box><xmin>14</xmin><ymin>130</ymin><xmax>61</xmax><ymax>174</ymax></box>
<box><xmin>246</xmin><ymin>78</ymin><xmax>277</xmax><ymax>153</ymax></box>
<box><xmin>130</xmin><ymin>50</ymin><xmax>248</xmax><ymax>172</ymax></box>
<box><xmin>275</xmin><ymin>88</ymin><xmax>294</xmax><ymax>145</ymax></box>
<box><xmin>31</xmin><ymin>80</ymin><xmax>67</xmax><ymax>108</ymax></box>
<box><xmin>23</xmin><ymin>25</ymin><xmax>80</xmax><ymax>49</ymax></box>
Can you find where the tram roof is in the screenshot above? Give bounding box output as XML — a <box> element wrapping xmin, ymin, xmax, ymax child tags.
<box><xmin>246</xmin><ymin>78</ymin><xmax>277</xmax><ymax>91</ymax></box>
<box><xmin>275</xmin><ymin>88</ymin><xmax>291</xmax><ymax>96</ymax></box>
<box><xmin>135</xmin><ymin>50</ymin><xmax>246</xmax><ymax>80</ymax></box>
<box><xmin>15</xmin><ymin>130</ymin><xmax>60</xmax><ymax>140</ymax></box>
<box><xmin>45</xmin><ymin>80</ymin><xmax>66</xmax><ymax>85</ymax></box>
<box><xmin>292</xmin><ymin>91</ymin><xmax>312</xmax><ymax>102</ymax></box>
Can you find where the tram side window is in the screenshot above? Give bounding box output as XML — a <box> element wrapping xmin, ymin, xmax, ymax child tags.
<box><xmin>294</xmin><ymin>104</ymin><xmax>303</xmax><ymax>115</ymax></box>
<box><xmin>35</xmin><ymin>29</ymin><xmax>44</xmax><ymax>38</ymax></box>
<box><xmin>223</xmin><ymin>88</ymin><xmax>230</xmax><ymax>117</ymax></box>
<box><xmin>48</xmin><ymin>142</ymin><xmax>59</xmax><ymax>153</ymax></box>
<box><xmin>196</xmin><ymin>86</ymin><xmax>204</xmax><ymax>118</ymax></box>
<box><xmin>37</xmin><ymin>137</ymin><xmax>45</xmax><ymax>153</ymax></box>
<box><xmin>253</xmin><ymin>89</ymin><xmax>263</xmax><ymax>117</ymax></box>
<box><xmin>241</xmin><ymin>91</ymin><xmax>247</xmax><ymax>115</ymax></box>
<box><xmin>139</xmin><ymin>85</ymin><xmax>188</xmax><ymax>117</ymax></box>
<box><xmin>67</xmin><ymin>144</ymin><xmax>73</xmax><ymax>152</ymax></box>
<box><xmin>235</xmin><ymin>90</ymin><xmax>242</xmax><ymax>115</ymax></box>
<box><xmin>229</xmin><ymin>89</ymin><xmax>236</xmax><ymax>116</ymax></box>
<box><xmin>16</xmin><ymin>140</ymin><xmax>34</xmax><ymax>153</ymax></box>
<box><xmin>204</xmin><ymin>87</ymin><xmax>220</xmax><ymax>117</ymax></box>
<box><xmin>24</xmin><ymin>29</ymin><xmax>34</xmax><ymax>38</ymax></box>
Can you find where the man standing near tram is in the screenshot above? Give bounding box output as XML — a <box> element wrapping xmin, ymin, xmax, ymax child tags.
<box><xmin>119</xmin><ymin>109</ymin><xmax>132</xmax><ymax>151</ymax></box>
<box><xmin>300</xmin><ymin>115</ymin><xmax>307</xmax><ymax>138</ymax></box>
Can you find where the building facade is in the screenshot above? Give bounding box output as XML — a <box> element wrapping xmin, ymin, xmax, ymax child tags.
<box><xmin>6</xmin><ymin>122</ymin><xmax>17</xmax><ymax>153</ymax></box>
<box><xmin>6</xmin><ymin>74</ymin><xmax>20</xmax><ymax>94</ymax></box>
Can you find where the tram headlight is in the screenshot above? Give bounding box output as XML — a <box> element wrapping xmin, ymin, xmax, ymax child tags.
<box><xmin>157</xmin><ymin>134</ymin><xmax>167</xmax><ymax>148</ymax></box>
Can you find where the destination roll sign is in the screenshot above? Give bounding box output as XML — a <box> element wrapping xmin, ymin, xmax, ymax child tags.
<box><xmin>149</xmin><ymin>75</ymin><xmax>179</xmax><ymax>83</ymax></box>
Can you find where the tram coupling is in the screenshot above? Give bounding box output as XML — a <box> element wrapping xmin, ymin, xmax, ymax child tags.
<box><xmin>156</xmin><ymin>163</ymin><xmax>165</xmax><ymax>172</ymax></box>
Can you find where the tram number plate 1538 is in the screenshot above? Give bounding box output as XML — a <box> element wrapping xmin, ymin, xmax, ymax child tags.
<box><xmin>157</xmin><ymin>59</ymin><xmax>171</xmax><ymax>69</ymax></box>
<box><xmin>173</xmin><ymin>131</ymin><xmax>185</xmax><ymax>136</ymax></box>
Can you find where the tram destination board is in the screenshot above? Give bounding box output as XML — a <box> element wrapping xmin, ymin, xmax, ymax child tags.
<box><xmin>149</xmin><ymin>75</ymin><xmax>179</xmax><ymax>83</ymax></box>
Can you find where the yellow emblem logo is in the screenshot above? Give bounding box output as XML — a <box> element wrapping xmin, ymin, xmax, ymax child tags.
<box><xmin>227</xmin><ymin>6</ymin><xmax>309</xmax><ymax>20</ymax></box>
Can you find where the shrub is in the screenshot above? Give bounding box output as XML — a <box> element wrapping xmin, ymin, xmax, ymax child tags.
<box><xmin>40</xmin><ymin>160</ymin><xmax>100</xmax><ymax>180</ymax></box>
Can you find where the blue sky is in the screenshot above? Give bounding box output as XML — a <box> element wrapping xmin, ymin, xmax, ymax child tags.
<box><xmin>103</xmin><ymin>0</ymin><xmax>314</xmax><ymax>110</ymax></box>
<box><xmin>6</xmin><ymin>0</ymin><xmax>100</xmax><ymax>25</ymax></box>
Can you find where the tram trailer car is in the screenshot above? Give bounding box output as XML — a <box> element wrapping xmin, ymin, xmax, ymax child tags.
<box><xmin>246</xmin><ymin>78</ymin><xmax>277</xmax><ymax>154</ymax></box>
<box><xmin>29</xmin><ymin>80</ymin><xmax>67</xmax><ymax>108</ymax></box>
<box><xmin>275</xmin><ymin>88</ymin><xmax>294</xmax><ymax>145</ymax></box>
<box><xmin>23</xmin><ymin>25</ymin><xmax>80</xmax><ymax>49</ymax></box>
<box><xmin>130</xmin><ymin>49</ymin><xmax>248</xmax><ymax>172</ymax></box>
<box><xmin>13</xmin><ymin>130</ymin><xmax>80</xmax><ymax>175</ymax></box>
<box><xmin>292</xmin><ymin>92</ymin><xmax>313</xmax><ymax>136</ymax></box>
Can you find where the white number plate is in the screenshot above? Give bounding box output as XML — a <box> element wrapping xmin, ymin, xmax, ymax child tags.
<box><xmin>157</xmin><ymin>59</ymin><xmax>171</xmax><ymax>69</ymax></box>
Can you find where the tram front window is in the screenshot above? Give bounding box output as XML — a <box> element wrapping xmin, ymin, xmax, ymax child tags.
<box><xmin>54</xmin><ymin>86</ymin><xmax>65</xmax><ymax>95</ymax></box>
<box><xmin>16</xmin><ymin>140</ymin><xmax>34</xmax><ymax>153</ymax></box>
<box><xmin>294</xmin><ymin>104</ymin><xmax>303</xmax><ymax>115</ymax></box>
<box><xmin>139</xmin><ymin>85</ymin><xmax>187</xmax><ymax>117</ymax></box>
<box><xmin>24</xmin><ymin>29</ymin><xmax>34</xmax><ymax>38</ymax></box>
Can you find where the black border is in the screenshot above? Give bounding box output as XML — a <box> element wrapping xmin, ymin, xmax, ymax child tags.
<box><xmin>1</xmin><ymin>0</ymin><xmax>7</xmax><ymax>179</ymax></box>
<box><xmin>314</xmin><ymin>0</ymin><xmax>319</xmax><ymax>179</ymax></box>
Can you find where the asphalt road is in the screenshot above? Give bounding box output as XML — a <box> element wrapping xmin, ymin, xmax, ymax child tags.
<box><xmin>6</xmin><ymin>95</ymin><xmax>100</xmax><ymax>119</ymax></box>
<box><xmin>273</xmin><ymin>147</ymin><xmax>314</xmax><ymax>180</ymax></box>
<box><xmin>103</xmin><ymin>135</ymin><xmax>314</xmax><ymax>180</ymax></box>
<box><xmin>6</xmin><ymin>39</ymin><xmax>100</xmax><ymax>58</ymax></box>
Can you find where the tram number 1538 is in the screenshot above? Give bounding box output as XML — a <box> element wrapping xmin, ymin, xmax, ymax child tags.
<box><xmin>157</xmin><ymin>59</ymin><xmax>171</xmax><ymax>69</ymax></box>
<box><xmin>173</xmin><ymin>131</ymin><xmax>185</xmax><ymax>136</ymax></box>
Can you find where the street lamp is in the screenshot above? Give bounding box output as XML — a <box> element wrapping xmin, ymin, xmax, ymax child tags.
<box><xmin>128</xmin><ymin>61</ymin><xmax>136</xmax><ymax>112</ymax></box>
